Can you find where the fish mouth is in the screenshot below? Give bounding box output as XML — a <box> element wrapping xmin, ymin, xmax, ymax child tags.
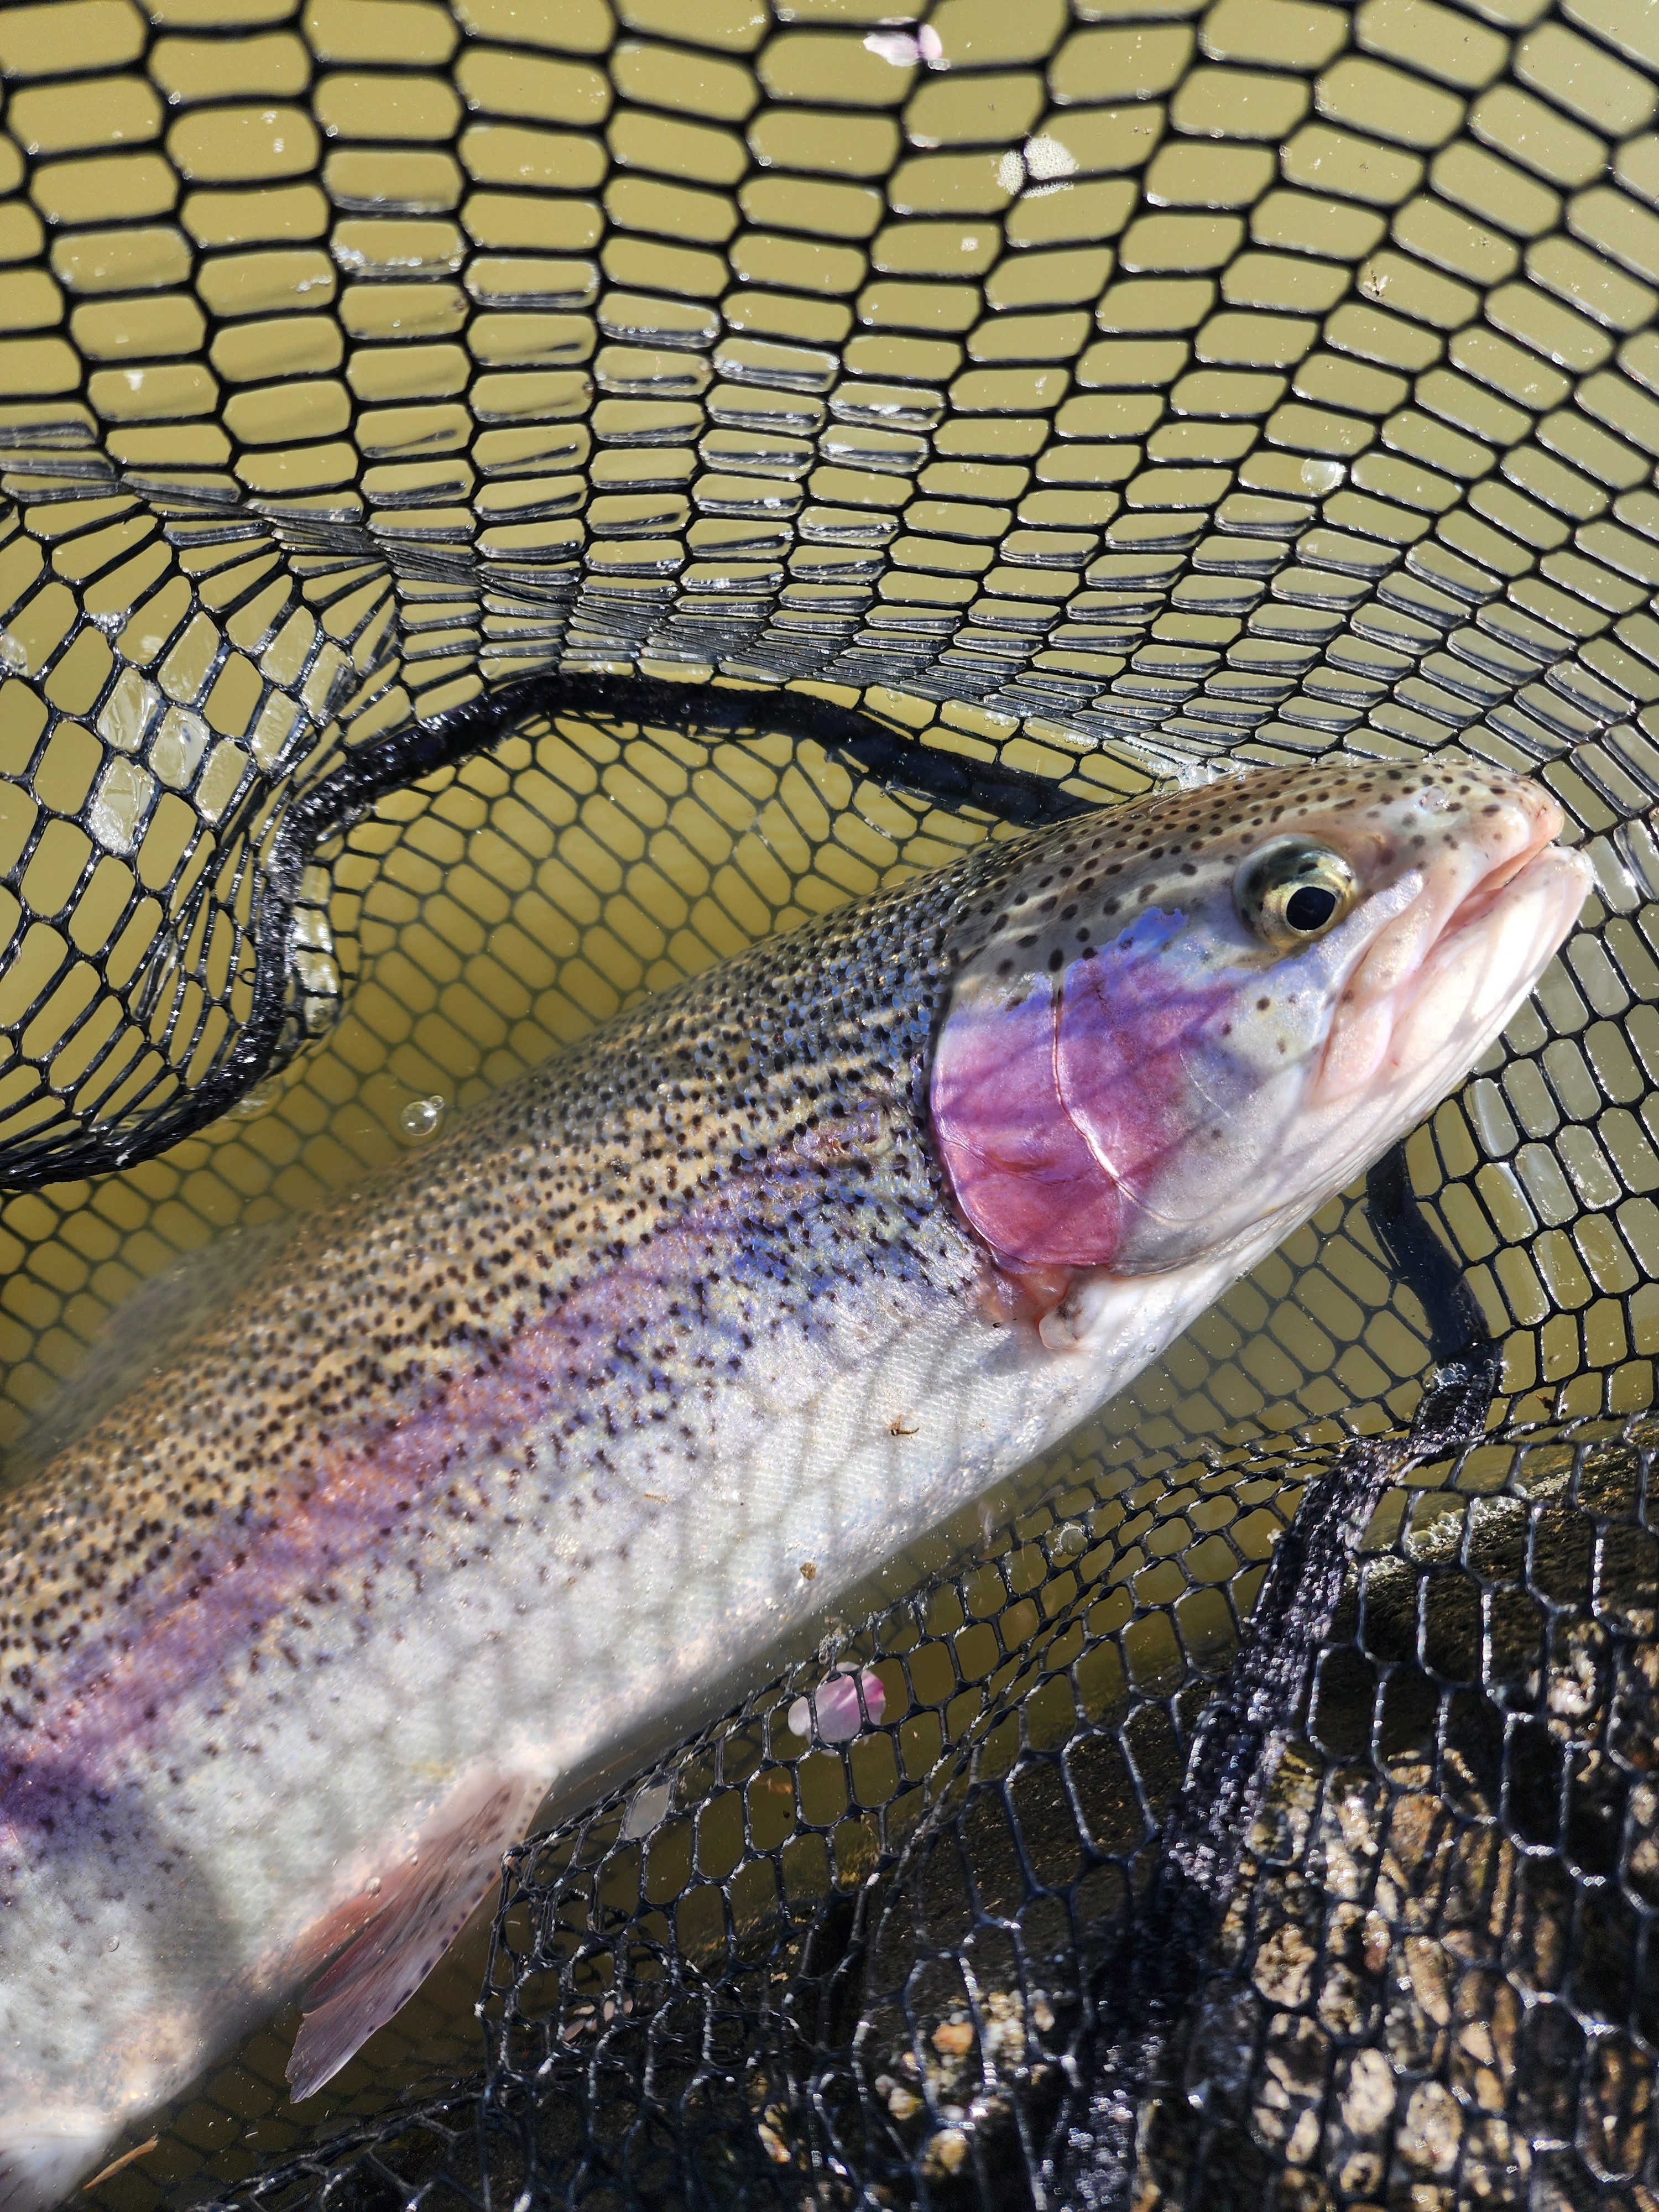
<box><xmin>1315</xmin><ymin>782</ymin><xmax>1588</xmax><ymax>1108</ymax></box>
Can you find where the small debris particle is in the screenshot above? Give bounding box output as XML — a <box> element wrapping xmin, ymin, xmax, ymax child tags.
<box><xmin>84</xmin><ymin>2139</ymin><xmax>159</xmax><ymax>2191</ymax></box>
<box><xmin>932</xmin><ymin>2019</ymin><xmax>974</xmax><ymax>2057</ymax></box>
<box><xmin>799</xmin><ymin>1561</ymin><xmax>817</xmax><ymax>1581</ymax></box>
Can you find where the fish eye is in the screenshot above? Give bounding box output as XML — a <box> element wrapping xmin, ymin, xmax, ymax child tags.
<box><xmin>1235</xmin><ymin>838</ymin><xmax>1358</xmax><ymax>950</ymax></box>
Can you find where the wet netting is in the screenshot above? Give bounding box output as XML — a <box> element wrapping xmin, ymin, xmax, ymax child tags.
<box><xmin>2</xmin><ymin>0</ymin><xmax>1659</xmax><ymax>2204</ymax></box>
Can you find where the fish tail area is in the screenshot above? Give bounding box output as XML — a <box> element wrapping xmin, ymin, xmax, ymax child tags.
<box><xmin>0</xmin><ymin>2116</ymin><xmax>118</xmax><ymax>2212</ymax></box>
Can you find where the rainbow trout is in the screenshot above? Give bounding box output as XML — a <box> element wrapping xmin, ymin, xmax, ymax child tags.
<box><xmin>0</xmin><ymin>758</ymin><xmax>1585</xmax><ymax>2204</ymax></box>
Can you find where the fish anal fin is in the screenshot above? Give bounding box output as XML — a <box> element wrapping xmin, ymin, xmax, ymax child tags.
<box><xmin>288</xmin><ymin>1770</ymin><xmax>541</xmax><ymax>2103</ymax></box>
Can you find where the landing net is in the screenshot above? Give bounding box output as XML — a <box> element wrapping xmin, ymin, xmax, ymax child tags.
<box><xmin>0</xmin><ymin>0</ymin><xmax>1656</xmax><ymax>2203</ymax></box>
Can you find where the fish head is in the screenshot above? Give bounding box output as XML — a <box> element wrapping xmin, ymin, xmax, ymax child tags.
<box><xmin>931</xmin><ymin>755</ymin><xmax>1590</xmax><ymax>1279</ymax></box>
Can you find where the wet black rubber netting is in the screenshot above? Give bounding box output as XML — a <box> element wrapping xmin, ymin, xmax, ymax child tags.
<box><xmin>3</xmin><ymin>0</ymin><xmax>1659</xmax><ymax>2204</ymax></box>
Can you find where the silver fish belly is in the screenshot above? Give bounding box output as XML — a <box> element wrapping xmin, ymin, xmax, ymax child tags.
<box><xmin>0</xmin><ymin>757</ymin><xmax>1585</xmax><ymax>2206</ymax></box>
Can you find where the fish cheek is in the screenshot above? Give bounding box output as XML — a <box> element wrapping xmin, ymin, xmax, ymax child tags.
<box><xmin>930</xmin><ymin>978</ymin><xmax>1122</xmax><ymax>1269</ymax></box>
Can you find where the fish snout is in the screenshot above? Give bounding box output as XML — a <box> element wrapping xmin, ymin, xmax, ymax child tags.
<box><xmin>1317</xmin><ymin>771</ymin><xmax>1574</xmax><ymax>1105</ymax></box>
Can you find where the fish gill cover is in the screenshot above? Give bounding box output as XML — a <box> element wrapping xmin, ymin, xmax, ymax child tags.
<box><xmin>0</xmin><ymin>0</ymin><xmax>1656</xmax><ymax>2204</ymax></box>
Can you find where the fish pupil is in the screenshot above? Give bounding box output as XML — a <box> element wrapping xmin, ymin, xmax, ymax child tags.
<box><xmin>1285</xmin><ymin>885</ymin><xmax>1338</xmax><ymax>932</ymax></box>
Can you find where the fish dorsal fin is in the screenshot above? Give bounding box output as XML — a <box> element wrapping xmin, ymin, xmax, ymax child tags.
<box><xmin>288</xmin><ymin>1770</ymin><xmax>542</xmax><ymax>2102</ymax></box>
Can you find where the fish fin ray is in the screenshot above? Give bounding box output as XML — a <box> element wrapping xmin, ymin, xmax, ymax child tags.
<box><xmin>288</xmin><ymin>1770</ymin><xmax>540</xmax><ymax>2102</ymax></box>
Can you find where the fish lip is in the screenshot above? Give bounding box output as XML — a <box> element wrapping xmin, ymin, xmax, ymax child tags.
<box><xmin>1378</xmin><ymin>838</ymin><xmax>1592</xmax><ymax>1110</ymax></box>
<box><xmin>1312</xmin><ymin>787</ymin><xmax>1577</xmax><ymax>1104</ymax></box>
<box><xmin>1335</xmin><ymin>780</ymin><xmax>1567</xmax><ymax>997</ymax></box>
<box><xmin>1437</xmin><ymin>800</ymin><xmax>1569</xmax><ymax>943</ymax></box>
<box><xmin>1440</xmin><ymin>833</ymin><xmax>1593</xmax><ymax>952</ymax></box>
<box><xmin>1365</xmin><ymin>839</ymin><xmax>1589</xmax><ymax>1055</ymax></box>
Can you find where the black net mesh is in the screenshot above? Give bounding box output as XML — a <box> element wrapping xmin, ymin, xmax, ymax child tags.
<box><xmin>3</xmin><ymin>0</ymin><xmax>1659</xmax><ymax>2204</ymax></box>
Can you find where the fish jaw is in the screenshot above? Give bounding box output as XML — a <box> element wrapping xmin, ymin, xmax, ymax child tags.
<box><xmin>1314</xmin><ymin>769</ymin><xmax>1568</xmax><ymax>1103</ymax></box>
<box><xmin>1317</xmin><ymin>839</ymin><xmax>1591</xmax><ymax>1187</ymax></box>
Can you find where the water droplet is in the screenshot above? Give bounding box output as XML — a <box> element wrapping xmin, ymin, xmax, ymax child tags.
<box><xmin>106</xmin><ymin>1936</ymin><xmax>120</xmax><ymax>1952</ymax></box>
<box><xmin>0</xmin><ymin>630</ymin><xmax>26</xmax><ymax>673</ymax></box>
<box><xmin>787</xmin><ymin>1665</ymin><xmax>885</xmax><ymax>1744</ymax></box>
<box><xmin>622</xmin><ymin>1780</ymin><xmax>673</xmax><ymax>1839</ymax></box>
<box><xmin>88</xmin><ymin>758</ymin><xmax>155</xmax><ymax>854</ymax></box>
<box><xmin>97</xmin><ymin>667</ymin><xmax>160</xmax><ymax>752</ymax></box>
<box><xmin>399</xmin><ymin>1094</ymin><xmax>445</xmax><ymax>1138</ymax></box>
<box><xmin>150</xmin><ymin>706</ymin><xmax>210</xmax><ymax>790</ymax></box>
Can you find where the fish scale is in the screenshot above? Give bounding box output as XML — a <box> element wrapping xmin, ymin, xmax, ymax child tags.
<box><xmin>0</xmin><ymin>755</ymin><xmax>1585</xmax><ymax>2210</ymax></box>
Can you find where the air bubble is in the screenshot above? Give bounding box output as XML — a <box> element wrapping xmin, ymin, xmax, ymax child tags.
<box><xmin>399</xmin><ymin>1095</ymin><xmax>446</xmax><ymax>1138</ymax></box>
<box><xmin>1024</xmin><ymin>133</ymin><xmax>1078</xmax><ymax>180</ymax></box>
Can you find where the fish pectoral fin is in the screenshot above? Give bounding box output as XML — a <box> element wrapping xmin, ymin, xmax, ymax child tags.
<box><xmin>288</xmin><ymin>1770</ymin><xmax>543</xmax><ymax>2103</ymax></box>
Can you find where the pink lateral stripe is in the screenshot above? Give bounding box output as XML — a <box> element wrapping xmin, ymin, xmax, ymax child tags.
<box><xmin>4</xmin><ymin>1216</ymin><xmax>718</xmax><ymax>1786</ymax></box>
